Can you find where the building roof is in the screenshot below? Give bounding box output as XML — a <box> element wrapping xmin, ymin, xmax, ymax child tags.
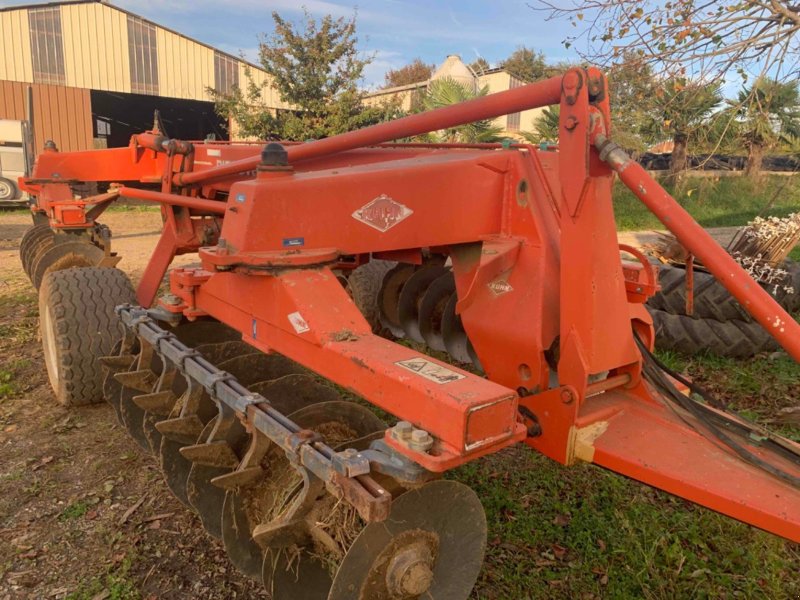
<box><xmin>0</xmin><ymin>0</ymin><xmax>265</xmax><ymax>72</ymax></box>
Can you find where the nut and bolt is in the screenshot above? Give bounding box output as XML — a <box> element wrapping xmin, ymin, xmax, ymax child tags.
<box><xmin>162</xmin><ymin>293</ymin><xmax>181</xmax><ymax>306</ymax></box>
<box><xmin>391</xmin><ymin>421</ymin><xmax>434</xmax><ymax>453</ymax></box>
<box><xmin>561</xmin><ymin>389</ymin><xmax>574</xmax><ymax>404</ymax></box>
<box><xmin>564</xmin><ymin>116</ymin><xmax>579</xmax><ymax>131</ymax></box>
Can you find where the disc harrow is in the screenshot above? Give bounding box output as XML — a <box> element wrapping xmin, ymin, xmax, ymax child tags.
<box><xmin>376</xmin><ymin>261</ymin><xmax>480</xmax><ymax>368</ymax></box>
<box><xmin>101</xmin><ymin>308</ymin><xmax>471</xmax><ymax>598</ymax></box>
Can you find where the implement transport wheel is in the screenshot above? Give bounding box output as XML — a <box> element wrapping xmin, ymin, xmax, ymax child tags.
<box><xmin>19</xmin><ymin>224</ymin><xmax>54</xmax><ymax>277</ymax></box>
<box><xmin>40</xmin><ymin>267</ymin><xmax>135</xmax><ymax>406</ymax></box>
<box><xmin>327</xmin><ymin>480</ymin><xmax>487</xmax><ymax>600</ymax></box>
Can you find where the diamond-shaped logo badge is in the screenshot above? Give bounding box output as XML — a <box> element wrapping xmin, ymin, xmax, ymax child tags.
<box><xmin>352</xmin><ymin>194</ymin><xmax>413</xmax><ymax>232</ymax></box>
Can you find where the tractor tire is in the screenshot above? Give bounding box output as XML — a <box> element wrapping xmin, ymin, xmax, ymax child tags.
<box><xmin>648</xmin><ymin>261</ymin><xmax>800</xmax><ymax>322</ymax></box>
<box><xmin>649</xmin><ymin>307</ymin><xmax>780</xmax><ymax>359</ymax></box>
<box><xmin>347</xmin><ymin>260</ymin><xmax>396</xmax><ymax>332</ymax></box>
<box><xmin>19</xmin><ymin>224</ymin><xmax>54</xmax><ymax>277</ymax></box>
<box><xmin>39</xmin><ymin>267</ymin><xmax>135</xmax><ymax>407</ymax></box>
<box><xmin>0</xmin><ymin>176</ymin><xmax>16</xmax><ymax>201</ymax></box>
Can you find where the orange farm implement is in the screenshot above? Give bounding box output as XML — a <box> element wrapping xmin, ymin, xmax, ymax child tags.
<box><xmin>19</xmin><ymin>67</ymin><xmax>800</xmax><ymax>599</ymax></box>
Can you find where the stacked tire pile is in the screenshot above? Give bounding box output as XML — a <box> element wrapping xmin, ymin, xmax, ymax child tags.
<box><xmin>647</xmin><ymin>261</ymin><xmax>800</xmax><ymax>358</ymax></box>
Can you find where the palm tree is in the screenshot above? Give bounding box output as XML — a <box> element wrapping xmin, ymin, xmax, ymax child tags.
<box><xmin>419</xmin><ymin>78</ymin><xmax>504</xmax><ymax>143</ymax></box>
<box><xmin>520</xmin><ymin>105</ymin><xmax>560</xmax><ymax>144</ymax></box>
<box><xmin>649</xmin><ymin>79</ymin><xmax>721</xmax><ymax>176</ymax></box>
<box><xmin>732</xmin><ymin>78</ymin><xmax>800</xmax><ymax>177</ymax></box>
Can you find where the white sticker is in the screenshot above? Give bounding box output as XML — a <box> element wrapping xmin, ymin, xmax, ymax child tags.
<box><xmin>287</xmin><ymin>312</ymin><xmax>310</xmax><ymax>334</ymax></box>
<box><xmin>395</xmin><ymin>358</ymin><xmax>466</xmax><ymax>384</ymax></box>
<box><xmin>207</xmin><ymin>149</ymin><xmax>221</xmax><ymax>157</ymax></box>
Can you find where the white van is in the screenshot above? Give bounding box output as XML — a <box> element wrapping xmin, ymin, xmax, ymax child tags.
<box><xmin>0</xmin><ymin>119</ymin><xmax>31</xmax><ymax>204</ymax></box>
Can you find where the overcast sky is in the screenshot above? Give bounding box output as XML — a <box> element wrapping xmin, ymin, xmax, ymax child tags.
<box><xmin>1</xmin><ymin>0</ymin><xmax>578</xmax><ymax>87</ymax></box>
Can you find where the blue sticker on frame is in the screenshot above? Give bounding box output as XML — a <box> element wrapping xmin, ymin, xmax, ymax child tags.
<box><xmin>235</xmin><ymin>193</ymin><xmax>246</xmax><ymax>203</ymax></box>
<box><xmin>282</xmin><ymin>237</ymin><xmax>305</xmax><ymax>247</ymax></box>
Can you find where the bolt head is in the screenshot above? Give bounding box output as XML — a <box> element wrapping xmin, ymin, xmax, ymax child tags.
<box><xmin>560</xmin><ymin>389</ymin><xmax>574</xmax><ymax>404</ymax></box>
<box><xmin>411</xmin><ymin>429</ymin><xmax>429</xmax><ymax>443</ymax></box>
<box><xmin>393</xmin><ymin>421</ymin><xmax>413</xmax><ymax>440</ymax></box>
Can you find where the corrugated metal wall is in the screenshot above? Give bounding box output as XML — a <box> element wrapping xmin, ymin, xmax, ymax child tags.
<box><xmin>0</xmin><ymin>2</ymin><xmax>283</xmax><ymax>106</ymax></box>
<box><xmin>0</xmin><ymin>9</ymin><xmax>34</xmax><ymax>82</ymax></box>
<box><xmin>0</xmin><ymin>80</ymin><xmax>92</xmax><ymax>153</ymax></box>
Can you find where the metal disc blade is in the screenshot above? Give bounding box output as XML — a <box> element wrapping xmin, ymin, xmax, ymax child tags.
<box><xmin>102</xmin><ymin>339</ymin><xmax>133</xmax><ymax>410</ymax></box>
<box><xmin>442</xmin><ymin>293</ymin><xmax>473</xmax><ymax>364</ymax></box>
<box><xmin>31</xmin><ymin>241</ymin><xmax>104</xmax><ymax>289</ymax></box>
<box><xmin>217</xmin><ymin>352</ymin><xmax>304</xmax><ymax>387</ymax></box>
<box><xmin>249</xmin><ymin>375</ymin><xmax>340</xmax><ymax>414</ymax></box>
<box><xmin>397</xmin><ymin>266</ymin><xmax>449</xmax><ymax>343</ymax></box>
<box><xmin>20</xmin><ymin>225</ymin><xmax>54</xmax><ymax>277</ymax></box>
<box><xmin>264</xmin><ymin>551</ymin><xmax>332</xmax><ymax>600</ymax></box>
<box><xmin>329</xmin><ymin>480</ymin><xmax>487</xmax><ymax>600</ymax></box>
<box><xmin>159</xmin><ymin>435</ymin><xmax>194</xmax><ymax>508</ymax></box>
<box><xmin>171</xmin><ymin>320</ymin><xmax>241</xmax><ymax>346</ymax></box>
<box><xmin>377</xmin><ymin>263</ymin><xmax>416</xmax><ymax>338</ymax></box>
<box><xmin>188</xmin><ymin>413</ymin><xmax>251</xmax><ymax>540</ymax></box>
<box><xmin>418</xmin><ymin>272</ymin><xmax>456</xmax><ymax>352</ymax></box>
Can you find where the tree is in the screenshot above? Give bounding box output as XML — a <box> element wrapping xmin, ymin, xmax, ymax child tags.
<box><xmin>500</xmin><ymin>46</ymin><xmax>549</xmax><ymax>82</ymax></box>
<box><xmin>534</xmin><ymin>1</ymin><xmax>800</xmax><ymax>85</ymax></box>
<box><xmin>521</xmin><ymin>106</ymin><xmax>560</xmax><ymax>143</ymax></box>
<box><xmin>646</xmin><ymin>80</ymin><xmax>721</xmax><ymax>175</ymax></box>
<box><xmin>384</xmin><ymin>58</ymin><xmax>434</xmax><ymax>88</ymax></box>
<box><xmin>731</xmin><ymin>79</ymin><xmax>800</xmax><ymax>177</ymax></box>
<box><xmin>211</xmin><ymin>10</ymin><xmax>398</xmax><ymax>140</ymax></box>
<box><xmin>470</xmin><ymin>57</ymin><xmax>491</xmax><ymax>75</ymax></box>
<box><xmin>418</xmin><ymin>78</ymin><xmax>504</xmax><ymax>143</ymax></box>
<box><xmin>606</xmin><ymin>54</ymin><xmax>659</xmax><ymax>153</ymax></box>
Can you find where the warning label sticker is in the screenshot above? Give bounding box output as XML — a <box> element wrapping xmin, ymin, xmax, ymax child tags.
<box><xmin>395</xmin><ymin>357</ymin><xmax>466</xmax><ymax>384</ymax></box>
<box><xmin>287</xmin><ymin>311</ymin><xmax>310</xmax><ymax>334</ymax></box>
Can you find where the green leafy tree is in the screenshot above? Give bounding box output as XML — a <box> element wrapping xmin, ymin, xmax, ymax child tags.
<box><xmin>500</xmin><ymin>46</ymin><xmax>548</xmax><ymax>82</ymax></box>
<box><xmin>730</xmin><ymin>79</ymin><xmax>800</xmax><ymax>177</ymax></box>
<box><xmin>647</xmin><ymin>79</ymin><xmax>721</xmax><ymax>174</ymax></box>
<box><xmin>211</xmin><ymin>10</ymin><xmax>399</xmax><ymax>140</ymax></box>
<box><xmin>606</xmin><ymin>54</ymin><xmax>659</xmax><ymax>153</ymax></box>
<box><xmin>384</xmin><ymin>58</ymin><xmax>434</xmax><ymax>88</ymax></box>
<box><xmin>418</xmin><ymin>78</ymin><xmax>503</xmax><ymax>143</ymax></box>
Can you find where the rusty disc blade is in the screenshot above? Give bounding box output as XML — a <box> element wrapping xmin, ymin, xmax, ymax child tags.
<box><xmin>20</xmin><ymin>224</ymin><xmax>54</xmax><ymax>277</ymax></box>
<box><xmin>328</xmin><ymin>480</ymin><xmax>486</xmax><ymax>600</ymax></box>
<box><xmin>442</xmin><ymin>293</ymin><xmax>473</xmax><ymax>364</ymax></box>
<box><xmin>31</xmin><ymin>241</ymin><xmax>104</xmax><ymax>289</ymax></box>
<box><xmin>261</xmin><ymin>402</ymin><xmax>386</xmax><ymax>598</ymax></box>
<box><xmin>102</xmin><ymin>339</ymin><xmax>135</xmax><ymax>411</ymax></box>
<box><xmin>186</xmin><ymin>353</ymin><xmax>303</xmax><ymax>539</ymax></box>
<box><xmin>377</xmin><ymin>263</ymin><xmax>416</xmax><ymax>338</ymax></box>
<box><xmin>418</xmin><ymin>272</ymin><xmax>456</xmax><ymax>352</ymax></box>
<box><xmin>397</xmin><ymin>265</ymin><xmax>449</xmax><ymax>343</ymax></box>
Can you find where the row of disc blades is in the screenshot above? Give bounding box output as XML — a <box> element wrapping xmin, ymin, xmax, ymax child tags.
<box><xmin>19</xmin><ymin>224</ymin><xmax>106</xmax><ymax>289</ymax></box>
<box><xmin>100</xmin><ymin>319</ymin><xmax>487</xmax><ymax>599</ymax></box>
<box><xmin>377</xmin><ymin>262</ymin><xmax>481</xmax><ymax>368</ymax></box>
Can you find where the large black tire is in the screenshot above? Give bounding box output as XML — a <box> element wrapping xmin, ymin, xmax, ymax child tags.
<box><xmin>649</xmin><ymin>308</ymin><xmax>780</xmax><ymax>358</ymax></box>
<box><xmin>649</xmin><ymin>261</ymin><xmax>800</xmax><ymax>322</ymax></box>
<box><xmin>347</xmin><ymin>260</ymin><xmax>396</xmax><ymax>332</ymax></box>
<box><xmin>39</xmin><ymin>267</ymin><xmax>136</xmax><ymax>407</ymax></box>
<box><xmin>19</xmin><ymin>224</ymin><xmax>54</xmax><ymax>277</ymax></box>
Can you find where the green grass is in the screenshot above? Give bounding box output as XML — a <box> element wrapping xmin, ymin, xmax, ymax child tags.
<box><xmin>457</xmin><ymin>450</ymin><xmax>798</xmax><ymax>599</ymax></box>
<box><xmin>105</xmin><ymin>202</ymin><xmax>160</xmax><ymax>213</ymax></box>
<box><xmin>455</xmin><ymin>349</ymin><xmax>800</xmax><ymax>599</ymax></box>
<box><xmin>614</xmin><ymin>175</ymin><xmax>800</xmax><ymax>231</ymax></box>
<box><xmin>59</xmin><ymin>500</ymin><xmax>89</xmax><ymax>521</ymax></box>
<box><xmin>65</xmin><ymin>558</ymin><xmax>138</xmax><ymax>600</ymax></box>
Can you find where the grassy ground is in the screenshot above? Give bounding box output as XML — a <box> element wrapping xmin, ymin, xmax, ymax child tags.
<box><xmin>462</xmin><ymin>347</ymin><xmax>800</xmax><ymax>599</ymax></box>
<box><xmin>613</xmin><ymin>175</ymin><xmax>799</xmax><ymax>231</ymax></box>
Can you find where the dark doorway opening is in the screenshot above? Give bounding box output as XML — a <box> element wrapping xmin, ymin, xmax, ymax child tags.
<box><xmin>90</xmin><ymin>90</ymin><xmax>228</xmax><ymax>148</ymax></box>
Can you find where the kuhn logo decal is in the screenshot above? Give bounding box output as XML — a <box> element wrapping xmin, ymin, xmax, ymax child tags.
<box><xmin>352</xmin><ymin>195</ymin><xmax>412</xmax><ymax>232</ymax></box>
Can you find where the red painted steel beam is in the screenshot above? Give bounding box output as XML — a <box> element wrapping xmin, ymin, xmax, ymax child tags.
<box><xmin>117</xmin><ymin>186</ymin><xmax>226</xmax><ymax>214</ymax></box>
<box><xmin>593</xmin><ymin>129</ymin><xmax>800</xmax><ymax>362</ymax></box>
<box><xmin>175</xmin><ymin>75</ymin><xmax>563</xmax><ymax>186</ymax></box>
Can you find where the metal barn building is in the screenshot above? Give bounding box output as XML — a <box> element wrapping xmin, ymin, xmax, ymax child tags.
<box><xmin>0</xmin><ymin>0</ymin><xmax>284</xmax><ymax>153</ymax></box>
